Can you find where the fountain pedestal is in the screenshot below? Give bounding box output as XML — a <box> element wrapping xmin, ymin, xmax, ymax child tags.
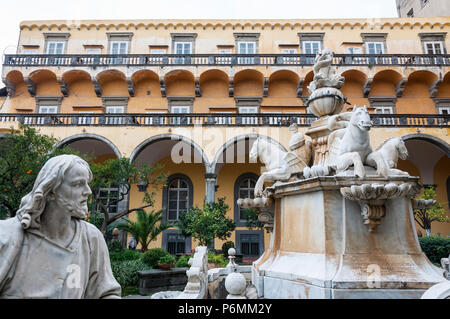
<box><xmin>251</xmin><ymin>175</ymin><xmax>445</xmax><ymax>299</ymax></box>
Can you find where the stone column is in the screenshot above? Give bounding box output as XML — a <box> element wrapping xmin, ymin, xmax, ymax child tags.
<box><xmin>204</xmin><ymin>173</ymin><xmax>217</xmax><ymax>203</ymax></box>
<box><xmin>205</xmin><ymin>173</ymin><xmax>217</xmax><ymax>250</ymax></box>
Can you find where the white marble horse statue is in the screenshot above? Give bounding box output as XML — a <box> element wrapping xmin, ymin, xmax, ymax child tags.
<box><xmin>328</xmin><ymin>106</ymin><xmax>388</xmax><ymax>178</ymax></box>
<box><xmin>249</xmin><ymin>137</ymin><xmax>291</xmax><ymax>197</ymax></box>
<box><xmin>366</xmin><ymin>137</ymin><xmax>409</xmax><ymax>176</ymax></box>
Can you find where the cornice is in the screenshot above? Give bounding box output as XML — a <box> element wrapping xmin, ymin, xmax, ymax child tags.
<box><xmin>19</xmin><ymin>17</ymin><xmax>450</xmax><ymax>32</ymax></box>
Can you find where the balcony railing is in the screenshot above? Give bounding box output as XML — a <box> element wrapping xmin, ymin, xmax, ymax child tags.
<box><xmin>0</xmin><ymin>113</ymin><xmax>448</xmax><ymax>127</ymax></box>
<box><xmin>3</xmin><ymin>54</ymin><xmax>450</xmax><ymax>67</ymax></box>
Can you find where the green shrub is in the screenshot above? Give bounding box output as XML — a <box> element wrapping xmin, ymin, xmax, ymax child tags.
<box><xmin>111</xmin><ymin>259</ymin><xmax>152</xmax><ymax>288</ymax></box>
<box><xmin>419</xmin><ymin>236</ymin><xmax>450</xmax><ymax>264</ymax></box>
<box><xmin>110</xmin><ymin>249</ymin><xmax>142</xmax><ymax>262</ymax></box>
<box><xmin>208</xmin><ymin>253</ymin><xmax>228</xmax><ymax>267</ymax></box>
<box><xmin>141</xmin><ymin>248</ymin><xmax>170</xmax><ymax>267</ymax></box>
<box><xmin>175</xmin><ymin>255</ymin><xmax>192</xmax><ymax>268</ymax></box>
<box><xmin>158</xmin><ymin>254</ymin><xmax>176</xmax><ymax>265</ymax></box>
<box><xmin>221</xmin><ymin>241</ymin><xmax>235</xmax><ymax>258</ymax></box>
<box><xmin>107</xmin><ymin>240</ymin><xmax>123</xmax><ymax>253</ymax></box>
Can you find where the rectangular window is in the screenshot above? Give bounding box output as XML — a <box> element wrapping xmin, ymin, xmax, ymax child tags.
<box><xmin>106</xmin><ymin>106</ymin><xmax>124</xmax><ymax>125</ymax></box>
<box><xmin>23</xmin><ymin>49</ymin><xmax>39</xmax><ymax>54</ymax></box>
<box><xmin>175</xmin><ymin>42</ymin><xmax>192</xmax><ymax>54</ymax></box>
<box><xmin>174</xmin><ymin>42</ymin><xmax>192</xmax><ymax>64</ymax></box>
<box><xmin>150</xmin><ymin>49</ymin><xmax>166</xmax><ymax>54</ymax></box>
<box><xmin>240</xmin><ymin>234</ymin><xmax>260</xmax><ymax>257</ymax></box>
<box><xmin>37</xmin><ymin>106</ymin><xmax>58</xmax><ymax>125</ymax></box>
<box><xmin>366</xmin><ymin>42</ymin><xmax>384</xmax><ymax>54</ymax></box>
<box><xmin>281</xmin><ymin>48</ymin><xmax>298</xmax><ymax>64</ymax></box>
<box><xmin>238</xmin><ymin>41</ymin><xmax>256</xmax><ymax>64</ymax></box>
<box><xmin>239</xmin><ymin>106</ymin><xmax>258</xmax><ymax>125</ymax></box>
<box><xmin>217</xmin><ymin>48</ymin><xmax>232</xmax><ymax>64</ymax></box>
<box><xmin>219</xmin><ymin>48</ymin><xmax>232</xmax><ymax>54</ymax></box>
<box><xmin>374</xmin><ymin>106</ymin><xmax>394</xmax><ymax>125</ymax></box>
<box><xmin>171</xmin><ymin>106</ymin><xmax>190</xmax><ymax>125</ymax></box>
<box><xmin>347</xmin><ymin>47</ymin><xmax>362</xmax><ymax>54</ymax></box>
<box><xmin>110</xmin><ymin>41</ymin><xmax>128</xmax><ymax>64</ymax></box>
<box><xmin>46</xmin><ymin>41</ymin><xmax>65</xmax><ymax>54</ymax></box>
<box><xmin>110</xmin><ymin>41</ymin><xmax>128</xmax><ymax>54</ymax></box>
<box><xmin>424</xmin><ymin>41</ymin><xmax>443</xmax><ymax>55</ymax></box>
<box><xmin>167</xmin><ymin>234</ymin><xmax>186</xmax><ymax>255</ymax></box>
<box><xmin>438</xmin><ymin>107</ymin><xmax>450</xmax><ymax>115</ymax></box>
<box><xmin>96</xmin><ymin>186</ymin><xmax>120</xmax><ymax>215</ymax></box>
<box><xmin>85</xmin><ymin>48</ymin><xmax>101</xmax><ymax>54</ymax></box>
<box><xmin>302</xmin><ymin>41</ymin><xmax>321</xmax><ymax>54</ymax></box>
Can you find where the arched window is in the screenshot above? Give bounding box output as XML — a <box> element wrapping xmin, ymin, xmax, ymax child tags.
<box><xmin>168</xmin><ymin>178</ymin><xmax>189</xmax><ymax>221</ymax></box>
<box><xmin>234</xmin><ymin>173</ymin><xmax>259</xmax><ymax>226</ymax></box>
<box><xmin>161</xmin><ymin>174</ymin><xmax>193</xmax><ymax>255</ymax></box>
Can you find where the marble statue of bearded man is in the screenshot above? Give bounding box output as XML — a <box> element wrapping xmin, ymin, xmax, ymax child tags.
<box><xmin>0</xmin><ymin>154</ymin><xmax>121</xmax><ymax>298</ymax></box>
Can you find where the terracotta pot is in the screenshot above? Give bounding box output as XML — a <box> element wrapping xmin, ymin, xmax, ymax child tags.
<box><xmin>308</xmin><ymin>87</ymin><xmax>345</xmax><ymax>117</ymax></box>
<box><xmin>157</xmin><ymin>263</ymin><xmax>174</xmax><ymax>270</ymax></box>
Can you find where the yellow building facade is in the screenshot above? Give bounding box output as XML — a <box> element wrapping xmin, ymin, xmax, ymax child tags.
<box><xmin>1</xmin><ymin>17</ymin><xmax>449</xmax><ymax>258</ymax></box>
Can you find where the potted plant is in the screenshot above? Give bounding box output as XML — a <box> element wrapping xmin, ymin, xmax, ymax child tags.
<box><xmin>157</xmin><ymin>254</ymin><xmax>176</xmax><ymax>270</ymax></box>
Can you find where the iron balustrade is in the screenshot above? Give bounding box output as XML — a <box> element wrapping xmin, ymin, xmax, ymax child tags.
<box><xmin>0</xmin><ymin>113</ymin><xmax>448</xmax><ymax>127</ymax></box>
<box><xmin>3</xmin><ymin>53</ymin><xmax>450</xmax><ymax>67</ymax></box>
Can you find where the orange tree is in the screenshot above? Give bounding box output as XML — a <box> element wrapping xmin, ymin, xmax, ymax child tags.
<box><xmin>176</xmin><ymin>197</ymin><xmax>235</xmax><ymax>247</ymax></box>
<box><xmin>414</xmin><ymin>186</ymin><xmax>449</xmax><ymax>236</ymax></box>
<box><xmin>0</xmin><ymin>126</ymin><xmax>76</xmax><ymax>219</ymax></box>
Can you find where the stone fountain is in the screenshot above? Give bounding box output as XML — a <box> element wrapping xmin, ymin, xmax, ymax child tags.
<box><xmin>240</xmin><ymin>49</ymin><xmax>446</xmax><ymax>299</ymax></box>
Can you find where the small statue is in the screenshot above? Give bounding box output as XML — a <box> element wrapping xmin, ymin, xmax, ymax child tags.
<box><xmin>366</xmin><ymin>137</ymin><xmax>409</xmax><ymax>176</ymax></box>
<box><xmin>286</xmin><ymin>123</ymin><xmax>312</xmax><ymax>173</ymax></box>
<box><xmin>327</xmin><ymin>106</ymin><xmax>388</xmax><ymax>178</ymax></box>
<box><xmin>250</xmin><ymin>132</ymin><xmax>311</xmax><ymax>197</ymax></box>
<box><xmin>0</xmin><ymin>154</ymin><xmax>121</xmax><ymax>299</ymax></box>
<box><xmin>307</xmin><ymin>48</ymin><xmax>345</xmax><ymax>94</ymax></box>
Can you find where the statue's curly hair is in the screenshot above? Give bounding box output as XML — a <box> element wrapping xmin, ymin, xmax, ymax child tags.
<box><xmin>15</xmin><ymin>154</ymin><xmax>92</xmax><ymax>230</ymax></box>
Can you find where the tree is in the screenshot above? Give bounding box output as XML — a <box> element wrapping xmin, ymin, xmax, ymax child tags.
<box><xmin>0</xmin><ymin>126</ymin><xmax>77</xmax><ymax>219</ymax></box>
<box><xmin>176</xmin><ymin>197</ymin><xmax>236</xmax><ymax>246</ymax></box>
<box><xmin>241</xmin><ymin>208</ymin><xmax>264</xmax><ymax>230</ymax></box>
<box><xmin>116</xmin><ymin>209</ymin><xmax>171</xmax><ymax>252</ymax></box>
<box><xmin>414</xmin><ymin>186</ymin><xmax>449</xmax><ymax>236</ymax></box>
<box><xmin>88</xmin><ymin>157</ymin><xmax>167</xmax><ymax>236</ymax></box>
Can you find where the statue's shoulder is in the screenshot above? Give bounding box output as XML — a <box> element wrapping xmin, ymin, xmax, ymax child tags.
<box><xmin>79</xmin><ymin>219</ymin><xmax>105</xmax><ymax>242</ymax></box>
<box><xmin>0</xmin><ymin>217</ymin><xmax>23</xmax><ymax>247</ymax></box>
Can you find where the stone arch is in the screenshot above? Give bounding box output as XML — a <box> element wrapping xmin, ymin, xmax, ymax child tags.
<box><xmin>268</xmin><ymin>70</ymin><xmax>299</xmax><ymax>98</ymax></box>
<box><xmin>96</xmin><ymin>69</ymin><xmax>127</xmax><ymax>96</ymax></box>
<box><xmin>199</xmin><ymin>69</ymin><xmax>229</xmax><ymax>97</ymax></box>
<box><xmin>370</xmin><ymin>69</ymin><xmax>403</xmax><ymax>97</ymax></box>
<box><xmin>402</xmin><ymin>134</ymin><xmax>450</xmax><ymax>157</ymax></box>
<box><xmin>29</xmin><ymin>69</ymin><xmax>60</xmax><ymax>96</ymax></box>
<box><xmin>130</xmin><ymin>133</ymin><xmax>210</xmax><ymax>169</ymax></box>
<box><xmin>165</xmin><ymin>69</ymin><xmax>195</xmax><ymax>96</ymax></box>
<box><xmin>436</xmin><ymin>71</ymin><xmax>450</xmax><ymax>98</ymax></box>
<box><xmin>61</xmin><ymin>69</ymin><xmax>96</xmax><ymax>99</ymax></box>
<box><xmin>340</xmin><ymin>69</ymin><xmax>368</xmax><ymax>107</ymax></box>
<box><xmin>55</xmin><ymin>133</ymin><xmax>122</xmax><ymax>161</ymax></box>
<box><xmin>234</xmin><ymin>69</ymin><xmax>264</xmax><ymax>97</ymax></box>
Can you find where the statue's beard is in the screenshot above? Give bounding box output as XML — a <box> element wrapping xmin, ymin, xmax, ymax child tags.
<box><xmin>54</xmin><ymin>195</ymin><xmax>88</xmax><ymax>219</ymax></box>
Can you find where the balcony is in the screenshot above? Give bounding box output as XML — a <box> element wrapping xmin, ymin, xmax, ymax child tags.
<box><xmin>3</xmin><ymin>53</ymin><xmax>450</xmax><ymax>68</ymax></box>
<box><xmin>1</xmin><ymin>113</ymin><xmax>448</xmax><ymax>128</ymax></box>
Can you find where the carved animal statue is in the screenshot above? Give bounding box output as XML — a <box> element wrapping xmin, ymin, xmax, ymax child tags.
<box><xmin>307</xmin><ymin>48</ymin><xmax>345</xmax><ymax>93</ymax></box>
<box><xmin>328</xmin><ymin>106</ymin><xmax>388</xmax><ymax>178</ymax></box>
<box><xmin>366</xmin><ymin>137</ymin><xmax>409</xmax><ymax>176</ymax></box>
<box><xmin>249</xmin><ymin>137</ymin><xmax>291</xmax><ymax>197</ymax></box>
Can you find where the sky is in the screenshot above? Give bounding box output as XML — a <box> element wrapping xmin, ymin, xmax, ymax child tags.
<box><xmin>0</xmin><ymin>0</ymin><xmax>398</xmax><ymax>58</ymax></box>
